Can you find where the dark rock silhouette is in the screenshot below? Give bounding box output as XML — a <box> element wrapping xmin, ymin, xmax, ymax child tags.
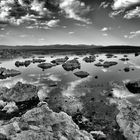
<box><xmin>74</xmin><ymin>71</ymin><xmax>89</xmax><ymax>78</ymax></box>
<box><xmin>0</xmin><ymin>67</ymin><xmax>21</xmax><ymax>79</ymax></box>
<box><xmin>83</xmin><ymin>56</ymin><xmax>95</xmax><ymax>63</ymax></box>
<box><xmin>51</xmin><ymin>56</ymin><xmax>69</xmax><ymax>65</ymax></box>
<box><xmin>62</xmin><ymin>58</ymin><xmax>81</xmax><ymax>71</ymax></box>
<box><xmin>95</xmin><ymin>61</ymin><xmax>118</xmax><ymax>68</ymax></box>
<box><xmin>38</xmin><ymin>63</ymin><xmax>56</xmax><ymax>69</ymax></box>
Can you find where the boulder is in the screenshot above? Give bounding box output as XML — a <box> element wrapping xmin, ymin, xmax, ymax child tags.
<box><xmin>83</xmin><ymin>56</ymin><xmax>95</xmax><ymax>63</ymax></box>
<box><xmin>125</xmin><ymin>80</ymin><xmax>140</xmax><ymax>93</ymax></box>
<box><xmin>0</xmin><ymin>82</ymin><xmax>38</xmax><ymax>103</ymax></box>
<box><xmin>74</xmin><ymin>71</ymin><xmax>89</xmax><ymax>78</ymax></box>
<box><xmin>95</xmin><ymin>61</ymin><xmax>118</xmax><ymax>68</ymax></box>
<box><xmin>37</xmin><ymin>63</ymin><xmax>55</xmax><ymax>69</ymax></box>
<box><xmin>0</xmin><ymin>103</ymin><xmax>94</xmax><ymax>140</ymax></box>
<box><xmin>62</xmin><ymin>59</ymin><xmax>81</xmax><ymax>71</ymax></box>
<box><xmin>0</xmin><ymin>67</ymin><xmax>21</xmax><ymax>79</ymax></box>
<box><xmin>51</xmin><ymin>56</ymin><xmax>69</xmax><ymax>65</ymax></box>
<box><xmin>15</xmin><ymin>60</ymin><xmax>31</xmax><ymax>67</ymax></box>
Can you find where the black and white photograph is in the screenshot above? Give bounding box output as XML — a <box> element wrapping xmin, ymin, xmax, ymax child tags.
<box><xmin>0</xmin><ymin>0</ymin><xmax>140</xmax><ymax>140</ymax></box>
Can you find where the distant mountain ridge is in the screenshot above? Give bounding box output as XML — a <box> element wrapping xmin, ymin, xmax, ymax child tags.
<box><xmin>0</xmin><ymin>44</ymin><xmax>139</xmax><ymax>50</ymax></box>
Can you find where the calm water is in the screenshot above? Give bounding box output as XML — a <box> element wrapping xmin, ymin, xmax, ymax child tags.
<box><xmin>0</xmin><ymin>53</ymin><xmax>140</xmax><ymax>88</ymax></box>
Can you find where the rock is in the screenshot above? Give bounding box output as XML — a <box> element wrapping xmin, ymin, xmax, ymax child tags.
<box><xmin>120</xmin><ymin>58</ymin><xmax>129</xmax><ymax>61</ymax></box>
<box><xmin>90</xmin><ymin>131</ymin><xmax>106</xmax><ymax>140</ymax></box>
<box><xmin>1</xmin><ymin>82</ymin><xmax>38</xmax><ymax>103</ymax></box>
<box><xmin>95</xmin><ymin>61</ymin><xmax>118</xmax><ymax>68</ymax></box>
<box><xmin>2</xmin><ymin>102</ymin><xmax>18</xmax><ymax>114</ymax></box>
<box><xmin>0</xmin><ymin>100</ymin><xmax>7</xmax><ymax>108</ymax></box>
<box><xmin>116</xmin><ymin>103</ymin><xmax>140</xmax><ymax>140</ymax></box>
<box><xmin>106</xmin><ymin>54</ymin><xmax>114</xmax><ymax>58</ymax></box>
<box><xmin>15</xmin><ymin>60</ymin><xmax>31</xmax><ymax>67</ymax></box>
<box><xmin>0</xmin><ymin>67</ymin><xmax>21</xmax><ymax>79</ymax></box>
<box><xmin>125</xmin><ymin>80</ymin><xmax>140</xmax><ymax>93</ymax></box>
<box><xmin>62</xmin><ymin>59</ymin><xmax>81</xmax><ymax>71</ymax></box>
<box><xmin>0</xmin><ymin>103</ymin><xmax>94</xmax><ymax>140</ymax></box>
<box><xmin>37</xmin><ymin>63</ymin><xmax>55</xmax><ymax>69</ymax></box>
<box><xmin>83</xmin><ymin>56</ymin><xmax>95</xmax><ymax>63</ymax></box>
<box><xmin>74</xmin><ymin>71</ymin><xmax>89</xmax><ymax>78</ymax></box>
<box><xmin>32</xmin><ymin>59</ymin><xmax>46</xmax><ymax>63</ymax></box>
<box><xmin>124</xmin><ymin>67</ymin><xmax>130</xmax><ymax>72</ymax></box>
<box><xmin>51</xmin><ymin>56</ymin><xmax>69</xmax><ymax>65</ymax></box>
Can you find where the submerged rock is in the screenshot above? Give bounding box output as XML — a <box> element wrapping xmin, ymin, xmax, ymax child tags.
<box><xmin>0</xmin><ymin>67</ymin><xmax>21</xmax><ymax>79</ymax></box>
<box><xmin>37</xmin><ymin>63</ymin><xmax>55</xmax><ymax>69</ymax></box>
<box><xmin>95</xmin><ymin>61</ymin><xmax>118</xmax><ymax>68</ymax></box>
<box><xmin>51</xmin><ymin>56</ymin><xmax>69</xmax><ymax>65</ymax></box>
<box><xmin>83</xmin><ymin>56</ymin><xmax>95</xmax><ymax>63</ymax></box>
<box><xmin>74</xmin><ymin>71</ymin><xmax>89</xmax><ymax>78</ymax></box>
<box><xmin>62</xmin><ymin>58</ymin><xmax>81</xmax><ymax>71</ymax></box>
<box><xmin>0</xmin><ymin>103</ymin><xmax>94</xmax><ymax>140</ymax></box>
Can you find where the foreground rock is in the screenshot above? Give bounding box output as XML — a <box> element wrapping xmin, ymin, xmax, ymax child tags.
<box><xmin>95</xmin><ymin>61</ymin><xmax>118</xmax><ymax>68</ymax></box>
<box><xmin>83</xmin><ymin>56</ymin><xmax>95</xmax><ymax>63</ymax></box>
<box><xmin>15</xmin><ymin>60</ymin><xmax>31</xmax><ymax>67</ymax></box>
<box><xmin>51</xmin><ymin>56</ymin><xmax>69</xmax><ymax>65</ymax></box>
<box><xmin>125</xmin><ymin>79</ymin><xmax>140</xmax><ymax>93</ymax></box>
<box><xmin>0</xmin><ymin>82</ymin><xmax>38</xmax><ymax>103</ymax></box>
<box><xmin>0</xmin><ymin>67</ymin><xmax>21</xmax><ymax>79</ymax></box>
<box><xmin>0</xmin><ymin>82</ymin><xmax>39</xmax><ymax>119</ymax></box>
<box><xmin>0</xmin><ymin>103</ymin><xmax>94</xmax><ymax>140</ymax></box>
<box><xmin>74</xmin><ymin>71</ymin><xmax>89</xmax><ymax>78</ymax></box>
<box><xmin>62</xmin><ymin>58</ymin><xmax>81</xmax><ymax>71</ymax></box>
<box><xmin>38</xmin><ymin>63</ymin><xmax>56</xmax><ymax>70</ymax></box>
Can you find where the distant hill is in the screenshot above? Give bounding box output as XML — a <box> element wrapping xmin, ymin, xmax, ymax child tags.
<box><xmin>0</xmin><ymin>45</ymin><xmax>139</xmax><ymax>53</ymax></box>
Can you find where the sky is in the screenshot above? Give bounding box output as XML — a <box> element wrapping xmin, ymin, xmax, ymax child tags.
<box><xmin>0</xmin><ymin>0</ymin><xmax>140</xmax><ymax>46</ymax></box>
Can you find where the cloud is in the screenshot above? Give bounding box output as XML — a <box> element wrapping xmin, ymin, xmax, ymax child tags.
<box><xmin>112</xmin><ymin>0</ymin><xmax>140</xmax><ymax>10</ymax></box>
<box><xmin>0</xmin><ymin>0</ymin><xmax>92</xmax><ymax>27</ymax></box>
<box><xmin>124</xmin><ymin>6</ymin><xmax>140</xmax><ymax>19</ymax></box>
<box><xmin>124</xmin><ymin>30</ymin><xmax>140</xmax><ymax>38</ymax></box>
<box><xmin>110</xmin><ymin>0</ymin><xmax>140</xmax><ymax>19</ymax></box>
<box><xmin>59</xmin><ymin>0</ymin><xmax>92</xmax><ymax>24</ymax></box>
<box><xmin>100</xmin><ymin>2</ymin><xmax>110</xmax><ymax>9</ymax></box>
<box><xmin>101</xmin><ymin>27</ymin><xmax>112</xmax><ymax>31</ymax></box>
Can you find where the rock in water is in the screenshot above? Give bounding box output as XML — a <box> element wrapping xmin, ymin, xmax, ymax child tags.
<box><xmin>83</xmin><ymin>56</ymin><xmax>95</xmax><ymax>63</ymax></box>
<box><xmin>0</xmin><ymin>67</ymin><xmax>21</xmax><ymax>79</ymax></box>
<box><xmin>0</xmin><ymin>103</ymin><xmax>94</xmax><ymax>140</ymax></box>
<box><xmin>51</xmin><ymin>56</ymin><xmax>69</xmax><ymax>65</ymax></box>
<box><xmin>37</xmin><ymin>63</ymin><xmax>55</xmax><ymax>69</ymax></box>
<box><xmin>62</xmin><ymin>59</ymin><xmax>81</xmax><ymax>71</ymax></box>
<box><xmin>74</xmin><ymin>71</ymin><xmax>89</xmax><ymax>78</ymax></box>
<box><xmin>95</xmin><ymin>61</ymin><xmax>118</xmax><ymax>68</ymax></box>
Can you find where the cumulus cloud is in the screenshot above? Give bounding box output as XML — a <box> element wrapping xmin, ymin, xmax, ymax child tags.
<box><xmin>124</xmin><ymin>6</ymin><xmax>140</xmax><ymax>19</ymax></box>
<box><xmin>110</xmin><ymin>0</ymin><xmax>140</xmax><ymax>19</ymax></box>
<box><xmin>0</xmin><ymin>0</ymin><xmax>92</xmax><ymax>27</ymax></box>
<box><xmin>59</xmin><ymin>0</ymin><xmax>91</xmax><ymax>24</ymax></box>
<box><xmin>112</xmin><ymin>0</ymin><xmax>140</xmax><ymax>10</ymax></box>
